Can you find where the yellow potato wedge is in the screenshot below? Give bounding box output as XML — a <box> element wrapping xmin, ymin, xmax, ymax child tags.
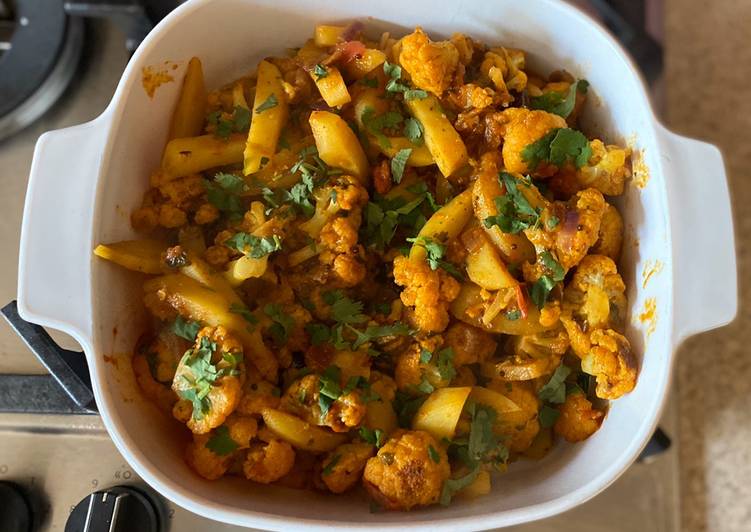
<box><xmin>310</xmin><ymin>66</ymin><xmax>351</xmax><ymax>107</ymax></box>
<box><xmin>364</xmin><ymin>399</ymin><xmax>398</xmax><ymax>437</ymax></box>
<box><xmin>342</xmin><ymin>48</ymin><xmax>386</xmax><ymax>79</ymax></box>
<box><xmin>93</xmin><ymin>240</ymin><xmax>166</xmax><ymax>274</ymax></box>
<box><xmin>458</xmin><ymin>470</ymin><xmax>492</xmax><ymax>499</ymax></box>
<box><xmin>261</xmin><ymin>408</ymin><xmax>346</xmax><ymax>452</ymax></box>
<box><xmin>409</xmin><ymin>188</ymin><xmax>473</xmax><ymax>264</ymax></box>
<box><xmin>244</xmin><ymin>60</ymin><xmax>288</xmax><ymax>175</ymax></box>
<box><xmin>309</xmin><ymin>110</ymin><xmax>368</xmax><ymax>181</ymax></box>
<box><xmin>313</xmin><ymin>24</ymin><xmax>345</xmax><ymax>47</ymax></box>
<box><xmin>412</xmin><ymin>386</ymin><xmax>472</xmax><ymax>441</ymax></box>
<box><xmin>472</xmin><ymin>170</ymin><xmax>536</xmax><ymax>264</ymax></box>
<box><xmin>469</xmin><ymin>386</ymin><xmax>521</xmax><ymax>415</ymax></box>
<box><xmin>144</xmin><ymin>273</ymin><xmax>277</xmax><ymax>380</ymax></box>
<box><xmin>464</xmin><ymin>229</ymin><xmax>518</xmax><ymax>290</ymax></box>
<box><xmin>405</xmin><ymin>95</ymin><xmax>468</xmax><ymax>177</ymax></box>
<box><xmin>450</xmin><ymin>283</ymin><xmax>551</xmax><ymax>335</ymax></box>
<box><xmin>379</xmin><ymin>137</ymin><xmax>434</xmax><ymax>167</ymax></box>
<box><xmin>162</xmin><ymin>134</ymin><xmax>245</xmax><ymax>178</ymax></box>
<box><xmin>168</xmin><ymin>57</ymin><xmax>206</xmax><ymax>140</ymax></box>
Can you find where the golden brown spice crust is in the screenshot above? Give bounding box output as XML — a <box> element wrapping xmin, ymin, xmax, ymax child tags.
<box><xmin>243</xmin><ymin>438</ymin><xmax>296</xmax><ymax>483</ymax></box>
<box><xmin>320</xmin><ymin>442</ymin><xmax>375</xmax><ymax>494</ymax></box>
<box><xmin>554</xmin><ymin>392</ymin><xmax>604</xmax><ymax>442</ymax></box>
<box><xmin>281</xmin><ymin>374</ymin><xmax>366</xmax><ymax>432</ymax></box>
<box><xmin>499</xmin><ymin>108</ymin><xmax>567</xmax><ymax>176</ymax></box>
<box><xmin>398</xmin><ymin>28</ymin><xmax>460</xmax><ymax>96</ymax></box>
<box><xmin>392</xmin><ymin>255</ymin><xmax>461</xmax><ymax>333</ymax></box>
<box><xmin>363</xmin><ymin>430</ymin><xmax>450</xmax><ymax>510</ymax></box>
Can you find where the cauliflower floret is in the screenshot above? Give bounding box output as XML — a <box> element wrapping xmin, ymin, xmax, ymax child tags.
<box><xmin>225</xmin><ymin>415</ymin><xmax>259</xmax><ymax>448</ymax></box>
<box><xmin>578</xmin><ymin>140</ymin><xmax>631</xmax><ymax>196</ymax></box>
<box><xmin>158</xmin><ymin>174</ymin><xmax>205</xmax><ymax>209</ymax></box>
<box><xmin>392</xmin><ymin>255</ymin><xmax>461</xmax><ymax>333</ymax></box>
<box><xmin>171</xmin><ymin>326</ymin><xmax>244</xmax><ymax>434</ymax></box>
<box><xmin>524</xmin><ymin>188</ymin><xmax>606</xmax><ymax>272</ymax></box>
<box><xmin>443</xmin><ymin>322</ymin><xmax>497</xmax><ymax>366</ymax></box>
<box><xmin>398</xmin><ymin>27</ymin><xmax>460</xmax><ymax>96</ymax></box>
<box><xmin>132</xmin><ymin>352</ymin><xmax>177</xmax><ymax>413</ymax></box>
<box><xmin>562</xmin><ymin>254</ymin><xmax>628</xmax><ymax>334</ymax></box>
<box><xmin>591</xmin><ymin>203</ymin><xmax>624</xmax><ymax>261</ymax></box>
<box><xmin>243</xmin><ymin>438</ymin><xmax>296</xmax><ymax>483</ymax></box>
<box><xmin>554</xmin><ymin>392</ymin><xmax>604</xmax><ymax>442</ymax></box>
<box><xmin>446</xmin><ymin>83</ymin><xmax>497</xmax><ymax>111</ymax></box>
<box><xmin>320</xmin><ymin>442</ymin><xmax>375</xmax><ymax>494</ymax></box>
<box><xmin>394</xmin><ymin>336</ymin><xmax>445</xmax><ymax>391</ymax></box>
<box><xmin>238</xmin><ymin>371</ymin><xmax>281</xmax><ymax>416</ymax></box>
<box><xmin>363</xmin><ymin>430</ymin><xmax>450</xmax><ymax>510</ymax></box>
<box><xmin>292</xmin><ymin>176</ymin><xmax>369</xmax><ymax>287</ymax></box>
<box><xmin>580</xmin><ymin>329</ymin><xmax>637</xmax><ymax>400</ymax></box>
<box><xmin>185</xmin><ymin>433</ymin><xmax>232</xmax><ymax>480</ymax></box>
<box><xmin>370</xmin><ymin>371</ymin><xmax>398</xmax><ymax>403</ymax></box>
<box><xmin>486</xmin><ymin>380</ymin><xmax>540</xmax><ymax>453</ymax></box>
<box><xmin>480</xmin><ymin>48</ymin><xmax>528</xmax><ymax>106</ymax></box>
<box><xmin>498</xmin><ymin>108</ymin><xmax>567</xmax><ymax>176</ymax></box>
<box><xmin>281</xmin><ymin>374</ymin><xmax>366</xmax><ymax>432</ymax></box>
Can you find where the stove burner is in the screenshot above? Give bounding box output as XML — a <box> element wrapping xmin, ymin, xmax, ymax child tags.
<box><xmin>0</xmin><ymin>0</ymin><xmax>84</xmax><ymax>142</ymax></box>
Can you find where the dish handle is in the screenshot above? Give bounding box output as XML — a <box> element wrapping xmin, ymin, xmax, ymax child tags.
<box><xmin>17</xmin><ymin>112</ymin><xmax>111</xmax><ymax>344</ymax></box>
<box><xmin>658</xmin><ymin>124</ymin><xmax>738</xmax><ymax>345</ymax></box>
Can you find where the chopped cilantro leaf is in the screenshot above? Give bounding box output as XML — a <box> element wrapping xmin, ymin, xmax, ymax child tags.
<box><xmin>313</xmin><ymin>63</ymin><xmax>328</xmax><ymax>80</ymax></box>
<box><xmin>521</xmin><ymin>128</ymin><xmax>592</xmax><ymax>171</ymax></box>
<box><xmin>403</xmin><ymin>117</ymin><xmax>424</xmax><ymax>145</ymax></box>
<box><xmin>225</xmin><ymin>232</ymin><xmax>282</xmax><ymax>259</ymax></box>
<box><xmin>416</xmin><ymin>377</ymin><xmax>435</xmax><ymax>394</ymax></box>
<box><xmin>539</xmin><ymin>251</ymin><xmax>565</xmax><ymax>282</ymax></box>
<box><xmin>546</xmin><ymin>215</ymin><xmax>560</xmax><ymax>229</ymax></box>
<box><xmin>263</xmin><ymin>304</ymin><xmax>295</xmax><ymax>345</ymax></box>
<box><xmin>324</xmin><ymin>290</ymin><xmax>367</xmax><ymax>324</ymax></box>
<box><xmin>483</xmin><ymin>172</ymin><xmax>540</xmax><ymax>234</ymax></box>
<box><xmin>205</xmin><ymin>426</ymin><xmax>238</xmax><ymax>456</ymax></box>
<box><xmin>214</xmin><ymin>173</ymin><xmax>249</xmax><ymax>194</ymax></box>
<box><xmin>208</xmin><ymin>106</ymin><xmax>251</xmax><ymax>139</ymax></box>
<box><xmin>204</xmin><ymin>172</ymin><xmax>248</xmax><ymax>221</ymax></box>
<box><xmin>306</xmin><ymin>323</ymin><xmax>331</xmax><ymax>346</ymax></box>
<box><xmin>361</xmin><ymin>107</ymin><xmax>404</xmax><ymax>149</ymax></box>
<box><xmin>229</xmin><ymin>303</ymin><xmax>258</xmax><ymax>325</ymax></box>
<box><xmin>529</xmin><ymin>79</ymin><xmax>588</xmax><ymax>118</ymax></box>
<box><xmin>172</xmin><ymin>316</ymin><xmax>201</xmax><ymax>342</ymax></box>
<box><xmin>385</xmin><ymin>78</ymin><xmax>410</xmax><ymax>93</ymax></box>
<box><xmin>406</xmin><ymin>236</ymin><xmax>462</xmax><ymax>279</ymax></box>
<box><xmin>530</xmin><ymin>274</ymin><xmax>556</xmax><ymax>310</ymax></box>
<box><xmin>436</xmin><ymin>347</ymin><xmax>456</xmax><ymax>381</ymax></box>
<box><xmin>428</xmin><ymin>445</ymin><xmax>441</xmax><ymax>463</ymax></box>
<box><xmin>538</xmin><ymin>364</ymin><xmax>572</xmax><ymax>404</ymax></box>
<box><xmin>359</xmin><ymin>426</ymin><xmax>386</xmax><ymax>448</ymax></box>
<box><xmin>318</xmin><ymin>365</ymin><xmax>342</xmax><ymax>417</ymax></box>
<box><xmin>390</xmin><ymin>148</ymin><xmax>412</xmax><ymax>184</ymax></box>
<box><xmin>350</xmin><ymin>322</ymin><xmax>410</xmax><ymax>349</ymax></box>
<box><xmin>255</xmin><ymin>94</ymin><xmax>278</xmax><ymax>113</ymax></box>
<box><xmin>393</xmin><ymin>391</ymin><xmax>428</xmax><ymax>427</ymax></box>
<box><xmin>382</xmin><ymin>60</ymin><xmax>402</xmax><ymax>79</ymax></box>
<box><xmin>322</xmin><ymin>454</ymin><xmax>340</xmax><ymax>476</ymax></box>
<box><xmin>440</xmin><ymin>467</ymin><xmax>480</xmax><ymax>506</ymax></box>
<box><xmin>419</xmin><ymin>348</ymin><xmax>433</xmax><ymax>364</ymax></box>
<box><xmin>538</xmin><ymin>404</ymin><xmax>560</xmax><ymax>428</ymax></box>
<box><xmin>404</xmin><ymin>89</ymin><xmax>428</xmax><ymax>101</ymax></box>
<box><xmin>505</xmin><ymin>309</ymin><xmax>522</xmax><ymax>321</ymax></box>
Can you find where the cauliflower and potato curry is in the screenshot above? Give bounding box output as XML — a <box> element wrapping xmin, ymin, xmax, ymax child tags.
<box><xmin>95</xmin><ymin>22</ymin><xmax>636</xmax><ymax>510</ymax></box>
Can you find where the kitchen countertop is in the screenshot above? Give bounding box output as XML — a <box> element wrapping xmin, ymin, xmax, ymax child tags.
<box><xmin>665</xmin><ymin>0</ymin><xmax>751</xmax><ymax>530</ymax></box>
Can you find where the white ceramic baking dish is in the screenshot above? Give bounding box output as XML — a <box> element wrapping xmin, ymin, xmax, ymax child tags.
<box><xmin>17</xmin><ymin>0</ymin><xmax>737</xmax><ymax>529</ymax></box>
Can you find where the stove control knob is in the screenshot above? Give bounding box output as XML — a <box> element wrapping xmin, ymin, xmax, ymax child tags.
<box><xmin>0</xmin><ymin>481</ymin><xmax>32</xmax><ymax>532</ymax></box>
<box><xmin>65</xmin><ymin>485</ymin><xmax>160</xmax><ymax>532</ymax></box>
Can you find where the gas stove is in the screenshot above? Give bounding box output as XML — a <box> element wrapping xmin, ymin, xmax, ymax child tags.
<box><xmin>0</xmin><ymin>2</ymin><xmax>677</xmax><ymax>531</ymax></box>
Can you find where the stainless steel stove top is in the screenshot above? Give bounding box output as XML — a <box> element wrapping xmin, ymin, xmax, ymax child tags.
<box><xmin>0</xmin><ymin>14</ymin><xmax>679</xmax><ymax>532</ymax></box>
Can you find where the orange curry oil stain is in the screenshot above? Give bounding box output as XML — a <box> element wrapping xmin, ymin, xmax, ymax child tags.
<box><xmin>631</xmin><ymin>149</ymin><xmax>650</xmax><ymax>189</ymax></box>
<box><xmin>141</xmin><ymin>63</ymin><xmax>176</xmax><ymax>98</ymax></box>
<box><xmin>638</xmin><ymin>297</ymin><xmax>657</xmax><ymax>338</ymax></box>
<box><xmin>103</xmin><ymin>354</ymin><xmax>120</xmax><ymax>370</ymax></box>
<box><xmin>641</xmin><ymin>259</ymin><xmax>663</xmax><ymax>289</ymax></box>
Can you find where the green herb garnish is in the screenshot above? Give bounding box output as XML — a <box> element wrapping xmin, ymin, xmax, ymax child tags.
<box><xmin>313</xmin><ymin>64</ymin><xmax>328</xmax><ymax>80</ymax></box>
<box><xmin>483</xmin><ymin>172</ymin><xmax>540</xmax><ymax>234</ymax></box>
<box><xmin>529</xmin><ymin>79</ymin><xmax>589</xmax><ymax>118</ymax></box>
<box><xmin>403</xmin><ymin>117</ymin><xmax>424</xmax><ymax>145</ymax></box>
<box><xmin>263</xmin><ymin>304</ymin><xmax>295</xmax><ymax>345</ymax></box>
<box><xmin>321</xmin><ymin>453</ymin><xmax>341</xmax><ymax>476</ymax></box>
<box><xmin>205</xmin><ymin>426</ymin><xmax>238</xmax><ymax>456</ymax></box>
<box><xmin>538</xmin><ymin>365</ymin><xmax>572</xmax><ymax>404</ymax></box>
<box><xmin>172</xmin><ymin>316</ymin><xmax>201</xmax><ymax>342</ymax></box>
<box><xmin>225</xmin><ymin>232</ymin><xmax>282</xmax><ymax>258</ymax></box>
<box><xmin>390</xmin><ymin>148</ymin><xmax>412</xmax><ymax>184</ymax></box>
<box><xmin>255</xmin><ymin>94</ymin><xmax>278</xmax><ymax>113</ymax></box>
<box><xmin>359</xmin><ymin>426</ymin><xmax>386</xmax><ymax>448</ymax></box>
<box><xmin>521</xmin><ymin>128</ymin><xmax>592</xmax><ymax>171</ymax></box>
<box><xmin>428</xmin><ymin>445</ymin><xmax>441</xmax><ymax>463</ymax></box>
